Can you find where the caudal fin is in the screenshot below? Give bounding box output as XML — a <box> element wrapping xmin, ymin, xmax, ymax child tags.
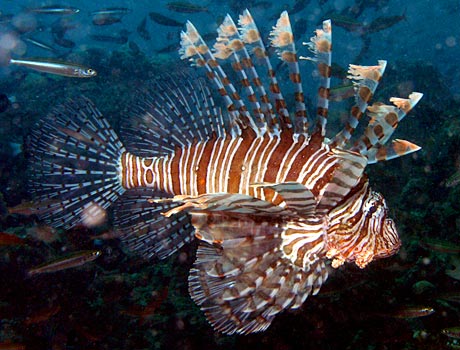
<box><xmin>28</xmin><ymin>97</ymin><xmax>126</xmax><ymax>228</ymax></box>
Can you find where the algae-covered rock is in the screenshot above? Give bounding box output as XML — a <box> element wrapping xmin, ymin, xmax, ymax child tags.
<box><xmin>412</xmin><ymin>280</ymin><xmax>435</xmax><ymax>295</ymax></box>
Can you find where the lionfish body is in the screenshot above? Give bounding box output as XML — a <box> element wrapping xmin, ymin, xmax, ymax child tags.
<box><xmin>29</xmin><ymin>10</ymin><xmax>422</xmax><ymax>334</ymax></box>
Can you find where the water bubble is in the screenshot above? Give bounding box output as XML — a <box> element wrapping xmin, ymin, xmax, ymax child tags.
<box><xmin>446</xmin><ymin>36</ymin><xmax>457</xmax><ymax>47</ymax></box>
<box><xmin>0</xmin><ymin>32</ymin><xmax>18</xmax><ymax>50</ymax></box>
<box><xmin>11</xmin><ymin>13</ymin><xmax>37</xmax><ymax>33</ymax></box>
<box><xmin>81</xmin><ymin>202</ymin><xmax>107</xmax><ymax>228</ymax></box>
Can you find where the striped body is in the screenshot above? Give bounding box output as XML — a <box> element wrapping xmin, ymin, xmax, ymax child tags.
<box><xmin>121</xmin><ymin>131</ymin><xmax>339</xmax><ymax>200</ymax></box>
<box><xmin>120</xmin><ymin>123</ymin><xmax>398</xmax><ymax>270</ymax></box>
<box><xmin>29</xmin><ymin>9</ymin><xmax>423</xmax><ymax>335</ymax></box>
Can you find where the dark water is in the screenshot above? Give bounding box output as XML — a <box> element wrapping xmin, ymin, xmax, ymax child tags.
<box><xmin>0</xmin><ymin>0</ymin><xmax>459</xmax><ymax>349</ymax></box>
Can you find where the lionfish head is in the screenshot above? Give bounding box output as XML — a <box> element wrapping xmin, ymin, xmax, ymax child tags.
<box><xmin>363</xmin><ymin>190</ymin><xmax>402</xmax><ymax>260</ymax></box>
<box><xmin>327</xmin><ymin>188</ymin><xmax>401</xmax><ymax>269</ymax></box>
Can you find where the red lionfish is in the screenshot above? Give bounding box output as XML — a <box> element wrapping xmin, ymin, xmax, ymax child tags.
<box><xmin>29</xmin><ymin>10</ymin><xmax>422</xmax><ymax>334</ymax></box>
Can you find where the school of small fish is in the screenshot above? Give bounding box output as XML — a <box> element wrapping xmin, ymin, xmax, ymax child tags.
<box><xmin>0</xmin><ymin>0</ymin><xmax>408</xmax><ymax>77</ymax></box>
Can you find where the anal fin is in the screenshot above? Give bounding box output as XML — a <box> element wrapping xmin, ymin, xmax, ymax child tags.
<box><xmin>114</xmin><ymin>188</ymin><xmax>194</xmax><ymax>260</ymax></box>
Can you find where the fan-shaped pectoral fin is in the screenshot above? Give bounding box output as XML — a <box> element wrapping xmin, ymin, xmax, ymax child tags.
<box><xmin>188</xmin><ymin>210</ymin><xmax>328</xmax><ymax>334</ymax></box>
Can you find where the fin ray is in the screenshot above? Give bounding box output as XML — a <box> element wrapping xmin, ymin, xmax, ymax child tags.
<box><xmin>188</xmin><ymin>212</ymin><xmax>328</xmax><ymax>334</ymax></box>
<box><xmin>114</xmin><ymin>188</ymin><xmax>194</xmax><ymax>259</ymax></box>
<box><xmin>251</xmin><ymin>182</ymin><xmax>317</xmax><ymax>217</ymax></box>
<box><xmin>29</xmin><ymin>97</ymin><xmax>126</xmax><ymax>228</ymax></box>
<box><xmin>122</xmin><ymin>74</ymin><xmax>226</xmax><ymax>157</ymax></box>
<box><xmin>331</xmin><ymin>60</ymin><xmax>387</xmax><ymax>148</ymax></box>
<box><xmin>270</xmin><ymin>11</ymin><xmax>308</xmax><ymax>133</ymax></box>
<box><xmin>301</xmin><ymin>19</ymin><xmax>332</xmax><ymax>139</ymax></box>
<box><xmin>352</xmin><ymin>92</ymin><xmax>423</xmax><ymax>157</ymax></box>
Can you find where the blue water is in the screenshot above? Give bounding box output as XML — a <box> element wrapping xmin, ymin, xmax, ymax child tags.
<box><xmin>0</xmin><ymin>0</ymin><xmax>459</xmax><ymax>349</ymax></box>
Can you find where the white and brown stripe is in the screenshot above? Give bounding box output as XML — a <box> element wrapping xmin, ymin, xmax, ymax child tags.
<box><xmin>326</xmin><ymin>181</ymin><xmax>401</xmax><ymax>269</ymax></box>
<box><xmin>281</xmin><ymin>218</ymin><xmax>327</xmax><ymax>269</ymax></box>
<box><xmin>120</xmin><ymin>129</ymin><xmax>363</xmax><ymax>209</ymax></box>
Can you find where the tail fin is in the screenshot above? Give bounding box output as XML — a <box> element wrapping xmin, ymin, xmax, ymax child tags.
<box><xmin>28</xmin><ymin>97</ymin><xmax>126</xmax><ymax>228</ymax></box>
<box><xmin>28</xmin><ymin>77</ymin><xmax>217</xmax><ymax>260</ymax></box>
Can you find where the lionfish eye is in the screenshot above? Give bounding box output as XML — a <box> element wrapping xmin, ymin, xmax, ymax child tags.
<box><xmin>368</xmin><ymin>205</ymin><xmax>377</xmax><ymax>214</ymax></box>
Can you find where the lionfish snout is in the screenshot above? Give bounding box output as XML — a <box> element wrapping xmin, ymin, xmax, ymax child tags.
<box><xmin>363</xmin><ymin>191</ymin><xmax>402</xmax><ymax>263</ymax></box>
<box><xmin>375</xmin><ymin>217</ymin><xmax>402</xmax><ymax>259</ymax></box>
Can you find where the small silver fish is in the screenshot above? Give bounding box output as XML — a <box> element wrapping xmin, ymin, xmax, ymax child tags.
<box><xmin>89</xmin><ymin>7</ymin><xmax>132</xmax><ymax>16</ymax></box>
<box><xmin>148</xmin><ymin>11</ymin><xmax>184</xmax><ymax>27</ymax></box>
<box><xmin>443</xmin><ymin>326</ymin><xmax>460</xmax><ymax>339</ymax></box>
<box><xmin>27</xmin><ymin>5</ymin><xmax>80</xmax><ymax>15</ymax></box>
<box><xmin>9</xmin><ymin>58</ymin><xmax>96</xmax><ymax>78</ymax></box>
<box><xmin>27</xmin><ymin>250</ymin><xmax>101</xmax><ymax>276</ymax></box>
<box><xmin>388</xmin><ymin>306</ymin><xmax>435</xmax><ymax>319</ymax></box>
<box><xmin>23</xmin><ymin>37</ymin><xmax>57</xmax><ymax>53</ymax></box>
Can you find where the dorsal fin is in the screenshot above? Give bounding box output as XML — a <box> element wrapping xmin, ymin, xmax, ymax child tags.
<box><xmin>180</xmin><ymin>22</ymin><xmax>242</xmax><ymax>135</ymax></box>
<box><xmin>352</xmin><ymin>92</ymin><xmax>423</xmax><ymax>157</ymax></box>
<box><xmin>180</xmin><ymin>11</ymin><xmax>294</xmax><ymax>137</ymax></box>
<box><xmin>214</xmin><ymin>14</ymin><xmax>268</xmax><ymax>136</ymax></box>
<box><xmin>330</xmin><ymin>60</ymin><xmax>387</xmax><ymax>148</ymax></box>
<box><xmin>180</xmin><ymin>21</ymin><xmax>257</xmax><ymax>136</ymax></box>
<box><xmin>366</xmin><ymin>139</ymin><xmax>421</xmax><ymax>164</ymax></box>
<box><xmin>239</xmin><ymin>9</ymin><xmax>290</xmax><ymax>131</ymax></box>
<box><xmin>121</xmin><ymin>75</ymin><xmax>227</xmax><ymax>157</ymax></box>
<box><xmin>301</xmin><ymin>19</ymin><xmax>332</xmax><ymax>140</ymax></box>
<box><xmin>270</xmin><ymin>11</ymin><xmax>308</xmax><ymax>134</ymax></box>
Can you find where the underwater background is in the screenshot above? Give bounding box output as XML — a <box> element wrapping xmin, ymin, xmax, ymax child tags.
<box><xmin>0</xmin><ymin>0</ymin><xmax>459</xmax><ymax>349</ymax></box>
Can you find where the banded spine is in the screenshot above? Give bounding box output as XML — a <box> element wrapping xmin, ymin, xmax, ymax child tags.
<box><xmin>270</xmin><ymin>11</ymin><xmax>308</xmax><ymax>133</ymax></box>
